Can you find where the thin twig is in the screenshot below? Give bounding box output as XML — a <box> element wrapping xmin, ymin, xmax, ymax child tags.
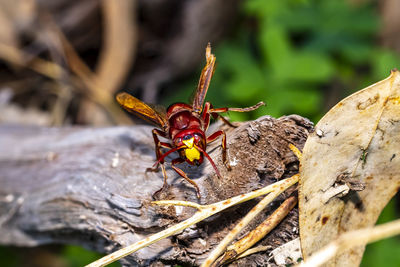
<box><xmin>86</xmin><ymin>176</ymin><xmax>299</xmax><ymax>267</ymax></box>
<box><xmin>235</xmin><ymin>245</ymin><xmax>272</xmax><ymax>260</ymax></box>
<box><xmin>297</xmin><ymin>218</ymin><xmax>400</xmax><ymax>267</ymax></box>
<box><xmin>152</xmin><ymin>200</ymin><xmax>203</xmax><ymax>210</ymax></box>
<box><xmin>96</xmin><ymin>0</ymin><xmax>137</xmax><ymax>94</ymax></box>
<box><xmin>289</xmin><ymin>143</ymin><xmax>302</xmax><ymax>160</ymax></box>
<box><xmin>216</xmin><ymin>194</ymin><xmax>298</xmax><ymax>266</ymax></box>
<box><xmin>0</xmin><ymin>43</ymin><xmax>63</xmax><ymax>79</ymax></box>
<box><xmin>202</xmin><ymin>174</ymin><xmax>300</xmax><ymax>267</ymax></box>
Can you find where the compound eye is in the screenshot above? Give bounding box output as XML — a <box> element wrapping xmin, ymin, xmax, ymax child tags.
<box><xmin>175</xmin><ymin>137</ymin><xmax>182</xmax><ymax>145</ymax></box>
<box><xmin>183</xmin><ymin>135</ymin><xmax>192</xmax><ymax>141</ymax></box>
<box><xmin>193</xmin><ymin>133</ymin><xmax>202</xmax><ymax>143</ymax></box>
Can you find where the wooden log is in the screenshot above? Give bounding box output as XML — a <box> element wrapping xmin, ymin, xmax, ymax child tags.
<box><xmin>0</xmin><ymin>115</ymin><xmax>312</xmax><ymax>266</ymax></box>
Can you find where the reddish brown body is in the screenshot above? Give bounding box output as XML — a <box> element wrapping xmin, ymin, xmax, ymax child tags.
<box><xmin>167</xmin><ymin>103</ymin><xmax>206</xmax><ymax>165</ymax></box>
<box><xmin>116</xmin><ymin>44</ymin><xmax>264</xmax><ymax>198</ymax></box>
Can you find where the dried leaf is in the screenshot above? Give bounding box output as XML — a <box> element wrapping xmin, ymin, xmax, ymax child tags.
<box><xmin>299</xmin><ymin>69</ymin><xmax>400</xmax><ymax>266</ymax></box>
<box><xmin>270</xmin><ymin>238</ymin><xmax>302</xmax><ymax>266</ymax></box>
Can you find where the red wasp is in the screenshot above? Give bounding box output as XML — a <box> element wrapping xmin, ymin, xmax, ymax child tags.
<box><xmin>117</xmin><ymin>44</ymin><xmax>264</xmax><ymax>198</ymax></box>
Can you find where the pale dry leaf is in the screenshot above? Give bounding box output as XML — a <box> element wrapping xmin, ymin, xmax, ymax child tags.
<box><xmin>299</xmin><ymin>69</ymin><xmax>400</xmax><ymax>266</ymax></box>
<box><xmin>270</xmin><ymin>238</ymin><xmax>302</xmax><ymax>266</ymax></box>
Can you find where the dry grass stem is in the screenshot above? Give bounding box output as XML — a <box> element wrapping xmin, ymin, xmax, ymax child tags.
<box><xmin>297</xmin><ymin>218</ymin><xmax>400</xmax><ymax>267</ymax></box>
<box><xmin>216</xmin><ymin>194</ymin><xmax>298</xmax><ymax>266</ymax></box>
<box><xmin>289</xmin><ymin>143</ymin><xmax>302</xmax><ymax>160</ymax></box>
<box><xmin>234</xmin><ymin>245</ymin><xmax>272</xmax><ymax>260</ymax></box>
<box><xmin>86</xmin><ymin>176</ymin><xmax>298</xmax><ymax>267</ymax></box>
<box><xmin>201</xmin><ymin>174</ymin><xmax>300</xmax><ymax>267</ymax></box>
<box><xmin>0</xmin><ymin>43</ymin><xmax>63</xmax><ymax>80</ymax></box>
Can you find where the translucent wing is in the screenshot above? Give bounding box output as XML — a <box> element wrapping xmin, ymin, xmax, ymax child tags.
<box><xmin>116</xmin><ymin>92</ymin><xmax>167</xmax><ymax>129</ymax></box>
<box><xmin>192</xmin><ymin>43</ymin><xmax>216</xmax><ymax>113</ymax></box>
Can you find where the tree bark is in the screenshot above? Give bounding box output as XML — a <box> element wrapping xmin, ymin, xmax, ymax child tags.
<box><xmin>0</xmin><ymin>115</ymin><xmax>312</xmax><ymax>266</ymax></box>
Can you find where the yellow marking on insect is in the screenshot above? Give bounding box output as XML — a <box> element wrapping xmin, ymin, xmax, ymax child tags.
<box><xmin>182</xmin><ymin>137</ymin><xmax>201</xmax><ymax>161</ymax></box>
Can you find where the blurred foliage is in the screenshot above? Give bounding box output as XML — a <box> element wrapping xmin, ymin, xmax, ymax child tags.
<box><xmin>0</xmin><ymin>245</ymin><xmax>121</xmax><ymax>267</ymax></box>
<box><xmin>163</xmin><ymin>0</ymin><xmax>400</xmax><ymax>123</ymax></box>
<box><xmin>62</xmin><ymin>246</ymin><xmax>120</xmax><ymax>267</ymax></box>
<box><xmin>0</xmin><ymin>246</ymin><xmax>19</xmax><ymax>266</ymax></box>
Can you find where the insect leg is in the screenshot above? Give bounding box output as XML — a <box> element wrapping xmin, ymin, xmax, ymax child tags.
<box><xmin>202</xmin><ymin>102</ymin><xmax>212</xmax><ymax>131</ymax></box>
<box><xmin>203</xmin><ymin>102</ymin><xmax>237</xmax><ymax>128</ymax></box>
<box><xmin>171</xmin><ymin>158</ymin><xmax>201</xmax><ymax>198</ymax></box>
<box><xmin>207</xmin><ymin>130</ymin><xmax>230</xmax><ymax>170</ymax></box>
<box><xmin>210</xmin><ymin>101</ymin><xmax>265</xmax><ymax>113</ymax></box>
<box><xmin>151</xmin><ymin>147</ymin><xmax>187</xmax><ymax>199</ymax></box>
<box><xmin>146</xmin><ymin>130</ymin><xmax>173</xmax><ymax>198</ymax></box>
<box><xmin>152</xmin><ymin>163</ymin><xmax>169</xmax><ymax>199</ymax></box>
<box><xmin>207</xmin><ymin>101</ymin><xmax>265</xmax><ymax>128</ymax></box>
<box><xmin>152</xmin><ymin>129</ymin><xmax>170</xmax><ymax>161</ymax></box>
<box><xmin>149</xmin><ymin>129</ymin><xmax>172</xmax><ymax>199</ymax></box>
<box><xmin>146</xmin><ymin>129</ymin><xmax>171</xmax><ymax>171</ymax></box>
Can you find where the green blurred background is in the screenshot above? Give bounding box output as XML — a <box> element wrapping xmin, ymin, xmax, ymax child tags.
<box><xmin>163</xmin><ymin>0</ymin><xmax>400</xmax><ymax>123</ymax></box>
<box><xmin>0</xmin><ymin>0</ymin><xmax>399</xmax><ymax>266</ymax></box>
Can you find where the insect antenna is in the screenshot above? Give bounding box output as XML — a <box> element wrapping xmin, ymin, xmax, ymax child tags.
<box><xmin>153</xmin><ymin>145</ymin><xmax>186</xmax><ymax>167</ymax></box>
<box><xmin>195</xmin><ymin>145</ymin><xmax>222</xmax><ymax>179</ymax></box>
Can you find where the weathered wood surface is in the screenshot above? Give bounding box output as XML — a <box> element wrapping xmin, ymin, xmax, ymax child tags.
<box><xmin>0</xmin><ymin>115</ymin><xmax>312</xmax><ymax>266</ymax></box>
